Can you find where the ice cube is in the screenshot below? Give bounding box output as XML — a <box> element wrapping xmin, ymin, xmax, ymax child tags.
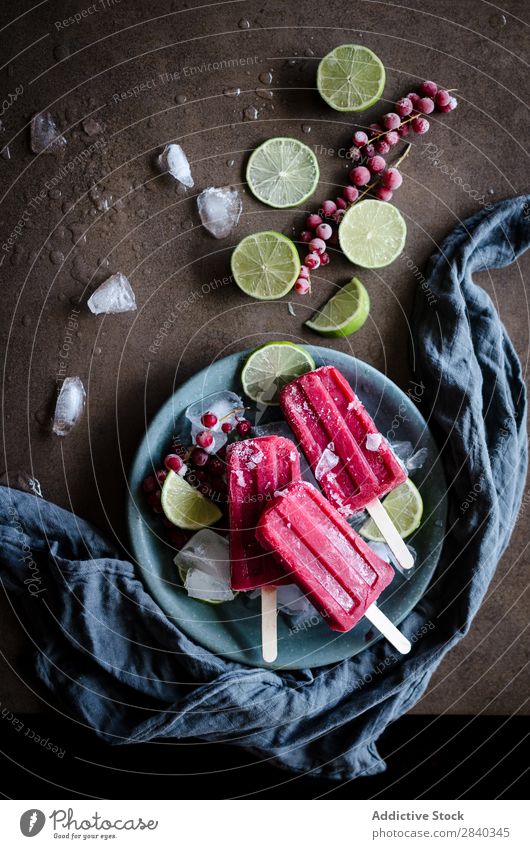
<box><xmin>87</xmin><ymin>272</ymin><xmax>137</xmax><ymax>315</ymax></box>
<box><xmin>197</xmin><ymin>186</ymin><xmax>242</xmax><ymax>238</ymax></box>
<box><xmin>30</xmin><ymin>111</ymin><xmax>67</xmax><ymax>154</ymax></box>
<box><xmin>52</xmin><ymin>376</ymin><xmax>86</xmax><ymax>436</ymax></box>
<box><xmin>175</xmin><ymin>529</ymin><xmax>234</xmax><ymax>602</ymax></box>
<box><xmin>314</xmin><ymin>443</ymin><xmax>339</xmax><ymax>481</ymax></box>
<box><xmin>158</xmin><ymin>144</ymin><xmax>194</xmax><ymax>188</ymax></box>
<box><xmin>185</xmin><ymin>390</ymin><xmax>244</xmax><ymax>453</ymax></box>
<box><xmin>390</xmin><ymin>441</ymin><xmax>429</xmax><ymax>472</ymax></box>
<box><xmin>277</xmin><ymin>584</ymin><xmax>317</xmax><ymax>616</ymax></box>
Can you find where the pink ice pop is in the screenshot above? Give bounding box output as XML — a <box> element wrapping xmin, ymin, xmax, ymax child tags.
<box><xmin>279</xmin><ymin>365</ymin><xmax>407</xmax><ymax>516</ymax></box>
<box><xmin>256</xmin><ymin>481</ymin><xmax>395</xmax><ymax>632</ymax></box>
<box><xmin>227</xmin><ymin>435</ymin><xmax>301</xmax><ymax>591</ymax></box>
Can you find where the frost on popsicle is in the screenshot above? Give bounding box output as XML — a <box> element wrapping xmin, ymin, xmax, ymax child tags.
<box><xmin>87</xmin><ymin>272</ymin><xmax>137</xmax><ymax>315</ymax></box>
<box><xmin>30</xmin><ymin>111</ymin><xmax>67</xmax><ymax>154</ymax></box>
<box><xmin>186</xmin><ymin>390</ymin><xmax>244</xmax><ymax>453</ymax></box>
<box><xmin>197</xmin><ymin>186</ymin><xmax>242</xmax><ymax>238</ymax></box>
<box><xmin>174</xmin><ymin>529</ymin><xmax>235</xmax><ymax>602</ymax></box>
<box><xmin>158</xmin><ymin>144</ymin><xmax>194</xmax><ymax>188</ymax></box>
<box><xmin>52</xmin><ymin>376</ymin><xmax>86</xmax><ymax>436</ymax></box>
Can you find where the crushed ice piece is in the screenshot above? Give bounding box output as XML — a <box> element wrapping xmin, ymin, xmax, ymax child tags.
<box><xmin>30</xmin><ymin>111</ymin><xmax>67</xmax><ymax>154</ymax></box>
<box><xmin>184</xmin><ymin>568</ymin><xmax>234</xmax><ymax>601</ymax></box>
<box><xmin>52</xmin><ymin>377</ymin><xmax>86</xmax><ymax>436</ymax></box>
<box><xmin>314</xmin><ymin>443</ymin><xmax>339</xmax><ymax>481</ymax></box>
<box><xmin>186</xmin><ymin>390</ymin><xmax>244</xmax><ymax>453</ymax></box>
<box><xmin>273</xmin><ymin>489</ymin><xmax>288</xmax><ymax>497</ymax></box>
<box><xmin>197</xmin><ymin>186</ymin><xmax>242</xmax><ymax>238</ymax></box>
<box><xmin>287</xmin><ymin>302</ymin><xmax>296</xmax><ymax>316</ymax></box>
<box><xmin>175</xmin><ymin>529</ymin><xmax>231</xmax><ymax>579</ymax></box>
<box><xmin>87</xmin><ymin>272</ymin><xmax>137</xmax><ymax>315</ymax></box>
<box><xmin>366</xmin><ymin>432</ymin><xmax>382</xmax><ymax>451</ymax></box>
<box><xmin>390</xmin><ymin>441</ymin><xmax>428</xmax><ymax>473</ymax></box>
<box><xmin>0</xmin><ymin>471</ymin><xmax>42</xmax><ymax>497</ymax></box>
<box><xmin>158</xmin><ymin>144</ymin><xmax>194</xmax><ymax>188</ymax></box>
<box><xmin>232</xmin><ymin>469</ymin><xmax>246</xmax><ymax>487</ymax></box>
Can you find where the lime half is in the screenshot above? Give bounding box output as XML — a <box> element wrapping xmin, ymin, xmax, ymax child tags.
<box><xmin>317</xmin><ymin>44</ymin><xmax>385</xmax><ymax>112</ymax></box>
<box><xmin>339</xmin><ymin>199</ymin><xmax>407</xmax><ymax>268</ymax></box>
<box><xmin>305</xmin><ymin>277</ymin><xmax>370</xmax><ymax>337</ymax></box>
<box><xmin>241</xmin><ymin>341</ymin><xmax>315</xmax><ymax>405</ymax></box>
<box><xmin>360</xmin><ymin>479</ymin><xmax>423</xmax><ymax>542</ymax></box>
<box><xmin>161</xmin><ymin>472</ymin><xmax>222</xmax><ymax>530</ymax></box>
<box><xmin>246</xmin><ymin>137</ymin><xmax>320</xmax><ymax>208</ymax></box>
<box><xmin>231</xmin><ymin>231</ymin><xmax>300</xmax><ymax>300</ymax></box>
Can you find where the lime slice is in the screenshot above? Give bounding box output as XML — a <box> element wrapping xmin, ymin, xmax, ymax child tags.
<box><xmin>161</xmin><ymin>471</ymin><xmax>222</xmax><ymax>530</ymax></box>
<box><xmin>246</xmin><ymin>137</ymin><xmax>320</xmax><ymax>208</ymax></box>
<box><xmin>241</xmin><ymin>341</ymin><xmax>315</xmax><ymax>405</ymax></box>
<box><xmin>339</xmin><ymin>199</ymin><xmax>407</xmax><ymax>268</ymax></box>
<box><xmin>317</xmin><ymin>44</ymin><xmax>385</xmax><ymax>112</ymax></box>
<box><xmin>231</xmin><ymin>231</ymin><xmax>300</xmax><ymax>300</ymax></box>
<box><xmin>360</xmin><ymin>479</ymin><xmax>423</xmax><ymax>541</ymax></box>
<box><xmin>305</xmin><ymin>277</ymin><xmax>370</xmax><ymax>337</ymax></box>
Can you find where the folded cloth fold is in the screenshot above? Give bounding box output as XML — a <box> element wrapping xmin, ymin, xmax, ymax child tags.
<box><xmin>1</xmin><ymin>195</ymin><xmax>528</xmax><ymax>781</ymax></box>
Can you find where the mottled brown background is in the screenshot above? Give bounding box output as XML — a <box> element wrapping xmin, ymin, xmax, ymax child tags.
<box><xmin>0</xmin><ymin>0</ymin><xmax>528</xmax><ymax>723</ymax></box>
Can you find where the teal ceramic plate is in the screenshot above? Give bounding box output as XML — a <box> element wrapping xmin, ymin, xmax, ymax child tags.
<box><xmin>127</xmin><ymin>346</ymin><xmax>447</xmax><ymax>669</ymax></box>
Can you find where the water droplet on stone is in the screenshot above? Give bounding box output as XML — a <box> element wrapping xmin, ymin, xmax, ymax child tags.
<box><xmin>287</xmin><ymin>59</ymin><xmax>297</xmax><ymax>66</ymax></box>
<box><xmin>82</xmin><ymin>116</ymin><xmax>103</xmax><ymax>136</ymax></box>
<box><xmin>22</xmin><ymin>314</ymin><xmax>32</xmax><ymax>327</ymax></box>
<box><xmin>1</xmin><ymin>144</ymin><xmax>11</xmax><ymax>161</ymax></box>
<box><xmin>304</xmin><ymin>48</ymin><xmax>315</xmax><ymax>57</ymax></box>
<box><xmin>301</xmin><ymin>124</ymin><xmax>312</xmax><ymax>134</ymax></box>
<box><xmin>223</xmin><ymin>87</ymin><xmax>241</xmax><ymax>97</ymax></box>
<box><xmin>175</xmin><ymin>94</ymin><xmax>187</xmax><ymax>105</ymax></box>
<box><xmin>54</xmin><ymin>44</ymin><xmax>70</xmax><ymax>61</ymax></box>
<box><xmin>238</xmin><ymin>18</ymin><xmax>250</xmax><ymax>28</ymax></box>
<box><xmin>243</xmin><ymin>105</ymin><xmax>258</xmax><ymax>120</ymax></box>
<box><xmin>49</xmin><ymin>187</ymin><xmax>62</xmax><ymax>199</ymax></box>
<box><xmin>50</xmin><ymin>250</ymin><xmax>64</xmax><ymax>264</ymax></box>
<box><xmin>93</xmin><ymin>347</ymin><xmax>102</xmax><ymax>356</ymax></box>
<box><xmin>256</xmin><ymin>88</ymin><xmax>273</xmax><ymax>99</ymax></box>
<box><xmin>226</xmin><ymin>159</ymin><xmax>236</xmax><ymax>167</ymax></box>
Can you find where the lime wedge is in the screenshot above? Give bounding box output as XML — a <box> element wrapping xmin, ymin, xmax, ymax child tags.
<box><xmin>246</xmin><ymin>137</ymin><xmax>320</xmax><ymax>208</ymax></box>
<box><xmin>241</xmin><ymin>341</ymin><xmax>315</xmax><ymax>405</ymax></box>
<box><xmin>161</xmin><ymin>472</ymin><xmax>222</xmax><ymax>530</ymax></box>
<box><xmin>317</xmin><ymin>44</ymin><xmax>385</xmax><ymax>112</ymax></box>
<box><xmin>360</xmin><ymin>479</ymin><xmax>423</xmax><ymax>541</ymax></box>
<box><xmin>231</xmin><ymin>231</ymin><xmax>300</xmax><ymax>300</ymax></box>
<box><xmin>339</xmin><ymin>199</ymin><xmax>407</xmax><ymax>268</ymax></box>
<box><xmin>305</xmin><ymin>277</ymin><xmax>370</xmax><ymax>337</ymax></box>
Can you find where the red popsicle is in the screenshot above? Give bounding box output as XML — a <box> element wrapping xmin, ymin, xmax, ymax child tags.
<box><xmin>256</xmin><ymin>481</ymin><xmax>395</xmax><ymax>632</ymax></box>
<box><xmin>227</xmin><ymin>435</ymin><xmax>301</xmax><ymax>591</ymax></box>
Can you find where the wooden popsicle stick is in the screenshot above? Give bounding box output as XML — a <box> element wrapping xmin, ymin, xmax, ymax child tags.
<box><xmin>261</xmin><ymin>586</ymin><xmax>278</xmax><ymax>663</ymax></box>
<box><xmin>364</xmin><ymin>603</ymin><xmax>411</xmax><ymax>654</ymax></box>
<box><xmin>366</xmin><ymin>497</ymin><xmax>414</xmax><ymax>570</ymax></box>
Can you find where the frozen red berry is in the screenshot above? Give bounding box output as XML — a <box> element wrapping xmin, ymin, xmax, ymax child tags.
<box><xmin>363</xmin><ymin>143</ymin><xmax>375</xmax><ymax>158</ymax></box>
<box><xmin>375</xmin><ymin>140</ymin><xmax>390</xmax><ymax>155</ymax></box>
<box><xmin>142</xmin><ymin>474</ymin><xmax>158</xmax><ymax>493</ymax></box>
<box><xmin>236</xmin><ymin>419</ymin><xmax>252</xmax><ymax>436</ymax></box>
<box><xmin>306</xmin><ymin>213</ymin><xmax>322</xmax><ymax>230</ymax></box>
<box><xmin>221</xmin><ymin>422</ymin><xmax>232</xmax><ymax>433</ymax></box>
<box><xmin>335</xmin><ymin>197</ymin><xmax>347</xmax><ymax>210</ymax></box>
<box><xmin>343</xmin><ymin>185</ymin><xmax>359</xmax><ymax>203</ymax></box>
<box><xmin>191</xmin><ymin>446</ymin><xmax>209</xmax><ymax>466</ymax></box>
<box><xmin>350</xmin><ymin>165</ymin><xmax>371</xmax><ymax>186</ymax></box>
<box><xmin>398</xmin><ymin>123</ymin><xmax>410</xmax><ymax>137</ymax></box>
<box><xmin>155</xmin><ymin>469</ymin><xmax>168</xmax><ymax>485</ymax></box>
<box><xmin>407</xmin><ymin>92</ymin><xmax>420</xmax><ymax>106</ymax></box>
<box><xmin>321</xmin><ymin>200</ymin><xmax>337</xmax><ymax>217</ymax></box>
<box><xmin>369</xmin><ymin>122</ymin><xmax>383</xmax><ymax>136</ymax></box>
<box><xmin>434</xmin><ymin>89</ymin><xmax>451</xmax><ymax>109</ymax></box>
<box><xmin>385</xmin><ymin>130</ymin><xmax>399</xmax><ymax>146</ymax></box>
<box><xmin>333</xmin><ymin>209</ymin><xmax>344</xmax><ymax>224</ymax></box>
<box><xmin>316</xmin><ymin>222</ymin><xmax>332</xmax><ymax>240</ymax></box>
<box><xmin>164</xmin><ymin>454</ymin><xmax>184</xmax><ymax>473</ymax></box>
<box><xmin>294</xmin><ymin>277</ymin><xmax>310</xmax><ymax>295</ymax></box>
<box><xmin>368</xmin><ymin>155</ymin><xmax>386</xmax><ymax>174</ymax></box>
<box><xmin>309</xmin><ymin>237</ymin><xmax>326</xmax><ymax>254</ymax></box>
<box><xmin>347</xmin><ymin>146</ymin><xmax>362</xmax><ymax>162</ymax></box>
<box><xmin>319</xmin><ymin>251</ymin><xmax>330</xmax><ymax>266</ymax></box>
<box><xmin>382</xmin><ymin>112</ymin><xmax>401</xmax><ymax>130</ymax></box>
<box><xmin>439</xmin><ymin>96</ymin><xmax>457</xmax><ymax>113</ymax></box>
<box><xmin>395</xmin><ymin>97</ymin><xmax>413</xmax><ymax>117</ymax></box>
<box><xmin>300</xmin><ymin>229</ymin><xmax>313</xmax><ymax>243</ymax></box>
<box><xmin>374</xmin><ymin>186</ymin><xmax>393</xmax><ymax>202</ymax></box>
<box><xmin>298</xmin><ymin>264</ymin><xmax>310</xmax><ymax>279</ymax></box>
<box><xmin>417</xmin><ymin>97</ymin><xmax>434</xmax><ymax>114</ymax></box>
<box><xmin>411</xmin><ymin>116</ymin><xmax>430</xmax><ymax>134</ymax></box>
<box><xmin>201</xmin><ymin>411</ymin><xmax>218</xmax><ymax>428</ymax></box>
<box><xmin>353</xmin><ymin>130</ymin><xmax>369</xmax><ymax>146</ymax></box>
<box><xmin>382</xmin><ymin>168</ymin><xmax>403</xmax><ymax>190</ymax></box>
<box><xmin>419</xmin><ymin>80</ymin><xmax>438</xmax><ymax>98</ymax></box>
<box><xmin>305</xmin><ymin>252</ymin><xmax>321</xmax><ymax>269</ymax></box>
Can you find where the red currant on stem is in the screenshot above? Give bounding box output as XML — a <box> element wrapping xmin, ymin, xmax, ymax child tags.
<box><xmin>221</xmin><ymin>422</ymin><xmax>232</xmax><ymax>433</ymax></box>
<box><xmin>236</xmin><ymin>419</ymin><xmax>252</xmax><ymax>437</ymax></box>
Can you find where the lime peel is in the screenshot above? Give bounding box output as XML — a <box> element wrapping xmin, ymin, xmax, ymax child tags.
<box><xmin>305</xmin><ymin>277</ymin><xmax>370</xmax><ymax>337</ymax></box>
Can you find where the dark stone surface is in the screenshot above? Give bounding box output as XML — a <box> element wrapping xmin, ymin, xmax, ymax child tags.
<box><xmin>0</xmin><ymin>0</ymin><xmax>528</xmax><ymax>723</ymax></box>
